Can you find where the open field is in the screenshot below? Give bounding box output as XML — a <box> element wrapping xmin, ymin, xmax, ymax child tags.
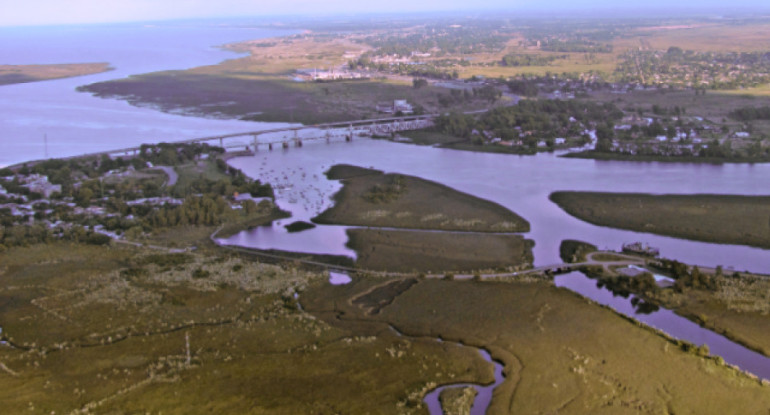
<box><xmin>305</xmin><ymin>277</ymin><xmax>770</xmax><ymax>414</ymax></box>
<box><xmin>629</xmin><ymin>22</ymin><xmax>770</xmax><ymax>53</ymax></box>
<box><xmin>347</xmin><ymin>229</ymin><xmax>533</xmax><ymax>273</ymax></box>
<box><xmin>0</xmin><ymin>63</ymin><xmax>111</xmax><ymax>86</ymax></box>
<box><xmin>0</xmin><ymin>243</ymin><xmax>492</xmax><ymax>414</ymax></box>
<box><xmin>550</xmin><ymin>192</ymin><xmax>770</xmax><ymax>249</ymax></box>
<box><xmin>315</xmin><ymin>164</ymin><xmax>529</xmax><ymax>232</ymax></box>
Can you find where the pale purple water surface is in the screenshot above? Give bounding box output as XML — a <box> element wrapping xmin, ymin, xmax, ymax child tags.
<box><xmin>0</xmin><ymin>22</ymin><xmax>296</xmax><ymax>166</ymax></box>
<box><xmin>224</xmin><ymin>138</ymin><xmax>770</xmax><ymax>273</ymax></box>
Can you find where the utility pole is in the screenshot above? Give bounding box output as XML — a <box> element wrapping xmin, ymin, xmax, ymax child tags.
<box><xmin>185</xmin><ymin>332</ymin><xmax>191</xmax><ymax>366</ymax></box>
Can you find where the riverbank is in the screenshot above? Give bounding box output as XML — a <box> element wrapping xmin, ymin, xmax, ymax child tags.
<box><xmin>582</xmin><ymin>261</ymin><xmax>770</xmax><ymax>359</ymax></box>
<box><xmin>399</xmin><ymin>130</ymin><xmax>539</xmax><ymax>155</ymax></box>
<box><xmin>0</xmin><ymin>63</ymin><xmax>112</xmax><ymax>86</ymax></box>
<box><xmin>550</xmin><ymin>191</ymin><xmax>770</xmax><ymax>249</ymax></box>
<box><xmin>562</xmin><ymin>150</ymin><xmax>770</xmax><ymax>164</ymax></box>
<box><xmin>311</xmin><ymin>164</ymin><xmax>533</xmax><ymax>272</ymax></box>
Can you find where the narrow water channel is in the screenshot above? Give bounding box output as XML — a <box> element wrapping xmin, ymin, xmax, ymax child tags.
<box><xmin>555</xmin><ymin>271</ymin><xmax>770</xmax><ymax>381</ymax></box>
<box><xmin>423</xmin><ymin>348</ymin><xmax>505</xmax><ymax>415</ymax></box>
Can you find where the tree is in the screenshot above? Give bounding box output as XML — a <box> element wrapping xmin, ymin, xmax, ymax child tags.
<box><xmin>412</xmin><ymin>78</ymin><xmax>428</xmax><ymax>89</ymax></box>
<box><xmin>75</xmin><ymin>188</ymin><xmax>94</xmax><ymax>208</ymax></box>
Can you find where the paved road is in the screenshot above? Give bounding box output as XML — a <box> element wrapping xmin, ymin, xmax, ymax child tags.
<box><xmin>156</xmin><ymin>166</ymin><xmax>178</xmax><ymax>187</ymax></box>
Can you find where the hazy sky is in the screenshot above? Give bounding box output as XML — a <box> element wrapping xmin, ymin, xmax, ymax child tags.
<box><xmin>2</xmin><ymin>0</ymin><xmax>769</xmax><ymax>27</ymax></box>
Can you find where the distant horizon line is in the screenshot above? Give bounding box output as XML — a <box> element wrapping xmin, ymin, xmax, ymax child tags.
<box><xmin>3</xmin><ymin>7</ymin><xmax>770</xmax><ymax>29</ymax></box>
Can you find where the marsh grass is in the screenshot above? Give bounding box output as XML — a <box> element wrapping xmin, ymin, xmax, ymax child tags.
<box><xmin>307</xmin><ymin>278</ymin><xmax>770</xmax><ymax>414</ymax></box>
<box><xmin>346</xmin><ymin>229</ymin><xmax>533</xmax><ymax>273</ymax></box>
<box><xmin>551</xmin><ymin>191</ymin><xmax>770</xmax><ymax>249</ymax></box>
<box><xmin>315</xmin><ymin>165</ymin><xmax>529</xmax><ymax>233</ymax></box>
<box><xmin>0</xmin><ymin>243</ymin><xmax>492</xmax><ymax>414</ymax></box>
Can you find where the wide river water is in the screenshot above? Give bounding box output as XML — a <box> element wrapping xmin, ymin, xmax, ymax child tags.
<box><xmin>224</xmin><ymin>138</ymin><xmax>770</xmax><ymax>272</ymax></box>
<box><xmin>0</xmin><ymin>21</ymin><xmax>295</xmax><ymax>167</ymax></box>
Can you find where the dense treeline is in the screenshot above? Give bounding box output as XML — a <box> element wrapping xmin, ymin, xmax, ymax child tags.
<box><xmin>136</xmin><ymin>142</ymin><xmax>224</xmax><ymax>167</ymax></box>
<box><xmin>362</xmin><ymin>24</ymin><xmax>510</xmax><ymax>57</ymax></box>
<box><xmin>435</xmin><ymin>99</ymin><xmax>622</xmax><ymax>147</ymax></box>
<box><xmin>436</xmin><ymin>85</ymin><xmax>502</xmax><ymax>108</ymax></box>
<box><xmin>501</xmin><ymin>54</ymin><xmax>565</xmax><ymax>67</ymax></box>
<box><xmin>539</xmin><ymin>39</ymin><xmax>613</xmax><ymax>53</ymax></box>
<box><xmin>0</xmin><ymin>223</ymin><xmax>111</xmax><ymax>251</ymax></box>
<box><xmin>729</xmin><ymin>106</ymin><xmax>770</xmax><ymax>121</ymax></box>
<box><xmin>146</xmin><ymin>195</ymin><xmax>244</xmax><ymax>228</ymax></box>
<box><xmin>655</xmin><ymin>260</ymin><xmax>717</xmax><ymax>292</ymax></box>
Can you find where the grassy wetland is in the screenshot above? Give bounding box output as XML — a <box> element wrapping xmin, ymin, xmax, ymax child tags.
<box><xmin>347</xmin><ymin>229</ymin><xmax>533</xmax><ymax>273</ymax></box>
<box><xmin>304</xmin><ymin>276</ymin><xmax>770</xmax><ymax>414</ymax></box>
<box><xmin>550</xmin><ymin>191</ymin><xmax>770</xmax><ymax>249</ymax></box>
<box><xmin>315</xmin><ymin>164</ymin><xmax>529</xmax><ymax>233</ymax></box>
<box><xmin>312</xmin><ymin>164</ymin><xmax>533</xmax><ymax>273</ymax></box>
<box><xmin>0</xmin><ymin>243</ymin><xmax>494</xmax><ymax>414</ymax></box>
<box><xmin>9</xmin><ymin>13</ymin><xmax>770</xmax><ymax>414</ymax></box>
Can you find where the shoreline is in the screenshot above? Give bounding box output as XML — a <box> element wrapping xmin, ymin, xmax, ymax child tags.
<box><xmin>0</xmin><ymin>63</ymin><xmax>113</xmax><ymax>86</ymax></box>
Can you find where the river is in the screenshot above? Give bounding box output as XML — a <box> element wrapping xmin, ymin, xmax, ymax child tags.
<box><xmin>0</xmin><ymin>20</ymin><xmax>295</xmax><ymax>167</ymax></box>
<box><xmin>223</xmin><ymin>138</ymin><xmax>770</xmax><ymax>273</ymax></box>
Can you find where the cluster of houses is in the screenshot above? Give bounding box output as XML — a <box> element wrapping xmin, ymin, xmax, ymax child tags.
<box><xmin>376</xmin><ymin>99</ymin><xmax>415</xmax><ymax>115</ymax></box>
<box><xmin>370</xmin><ymin>51</ymin><xmax>433</xmax><ymax>65</ymax></box>
<box><xmin>604</xmin><ymin>115</ymin><xmax>749</xmax><ymax>156</ymax></box>
<box><xmin>471</xmin><ymin>128</ymin><xmax>575</xmax><ymax>149</ymax></box>
<box><xmin>294</xmin><ymin>67</ymin><xmax>368</xmax><ymax>82</ymax></box>
<box><xmin>19</xmin><ymin>174</ymin><xmax>62</xmax><ymax>198</ymax></box>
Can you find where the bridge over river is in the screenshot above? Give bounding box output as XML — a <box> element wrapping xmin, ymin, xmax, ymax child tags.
<box><xmin>35</xmin><ymin>114</ymin><xmax>437</xmax><ymax>164</ymax></box>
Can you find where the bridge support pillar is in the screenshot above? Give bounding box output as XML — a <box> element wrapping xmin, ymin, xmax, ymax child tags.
<box><xmin>296</xmin><ymin>139</ymin><xmax>303</xmax><ymax>147</ymax></box>
<box><xmin>282</xmin><ymin>141</ymin><xmax>289</xmax><ymax>149</ymax></box>
<box><xmin>348</xmin><ymin>123</ymin><xmax>353</xmax><ymax>141</ymax></box>
<box><xmin>268</xmin><ymin>143</ymin><xmax>273</xmax><ymax>151</ymax></box>
<box><xmin>252</xmin><ymin>135</ymin><xmax>258</xmax><ymax>152</ymax></box>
